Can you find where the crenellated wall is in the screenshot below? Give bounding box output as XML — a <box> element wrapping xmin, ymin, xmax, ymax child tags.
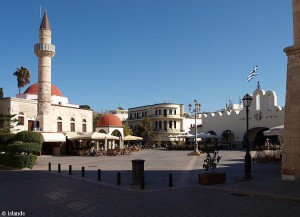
<box><xmin>194</xmin><ymin>89</ymin><xmax>284</xmax><ymax>147</ymax></box>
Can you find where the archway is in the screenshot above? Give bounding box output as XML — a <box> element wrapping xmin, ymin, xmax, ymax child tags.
<box><xmin>207</xmin><ymin>130</ymin><xmax>217</xmax><ymax>136</ymax></box>
<box><xmin>222</xmin><ymin>130</ymin><xmax>235</xmax><ymax>148</ymax></box>
<box><xmin>98</xmin><ymin>129</ymin><xmax>107</xmax><ymax>134</ymax></box>
<box><xmin>112</xmin><ymin>129</ymin><xmax>122</xmax><ymax>137</ymax></box>
<box><xmin>243</xmin><ymin>127</ymin><xmax>269</xmax><ymax>149</ymax></box>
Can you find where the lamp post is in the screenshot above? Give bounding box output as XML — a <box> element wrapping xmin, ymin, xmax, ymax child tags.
<box><xmin>242</xmin><ymin>93</ymin><xmax>253</xmax><ymax>179</ymax></box>
<box><xmin>188</xmin><ymin>99</ymin><xmax>201</xmax><ymax>155</ymax></box>
<box><xmin>227</xmin><ymin>131</ymin><xmax>232</xmax><ymax>149</ymax></box>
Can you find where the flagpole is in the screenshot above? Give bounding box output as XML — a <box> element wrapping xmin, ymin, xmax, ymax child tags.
<box><xmin>257</xmin><ymin>65</ymin><xmax>260</xmax><ymax>89</ymax></box>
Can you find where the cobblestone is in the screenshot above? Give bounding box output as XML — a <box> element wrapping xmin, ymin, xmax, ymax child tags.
<box><xmin>1</xmin><ymin>149</ymin><xmax>300</xmax><ymax>217</ymax></box>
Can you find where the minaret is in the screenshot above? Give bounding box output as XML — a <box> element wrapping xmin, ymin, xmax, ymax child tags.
<box><xmin>34</xmin><ymin>12</ymin><xmax>55</xmax><ymax>132</ymax></box>
<box><xmin>282</xmin><ymin>0</ymin><xmax>300</xmax><ymax>181</ymax></box>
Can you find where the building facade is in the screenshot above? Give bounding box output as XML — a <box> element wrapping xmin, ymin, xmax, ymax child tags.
<box><xmin>194</xmin><ymin>88</ymin><xmax>284</xmax><ymax>148</ymax></box>
<box><xmin>110</xmin><ymin>107</ymin><xmax>128</xmax><ymax>122</ymax></box>
<box><xmin>282</xmin><ymin>0</ymin><xmax>300</xmax><ymax>181</ymax></box>
<box><xmin>0</xmin><ymin>12</ymin><xmax>93</xmax><ymax>137</ymax></box>
<box><xmin>127</xmin><ymin>103</ymin><xmax>199</xmax><ymax>144</ymax></box>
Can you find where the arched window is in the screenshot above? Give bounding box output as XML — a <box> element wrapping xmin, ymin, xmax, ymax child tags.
<box><xmin>169</xmin><ymin>109</ymin><xmax>172</xmax><ymax>115</ymax></box>
<box><xmin>155</xmin><ymin>121</ymin><xmax>158</xmax><ymax>130</ymax></box>
<box><xmin>164</xmin><ymin>121</ymin><xmax>167</xmax><ymax>130</ymax></box>
<box><xmin>70</xmin><ymin>118</ymin><xmax>75</xmax><ymax>132</ymax></box>
<box><xmin>169</xmin><ymin>121</ymin><xmax>172</xmax><ymax>129</ymax></box>
<box><xmin>57</xmin><ymin>117</ymin><xmax>62</xmax><ymax>132</ymax></box>
<box><xmin>159</xmin><ymin>109</ymin><xmax>162</xmax><ymax>115</ymax></box>
<box><xmin>18</xmin><ymin>112</ymin><xmax>25</xmax><ymax>126</ymax></box>
<box><xmin>174</xmin><ymin>121</ymin><xmax>177</xmax><ymax>129</ymax></box>
<box><xmin>256</xmin><ymin>94</ymin><xmax>260</xmax><ymax>111</ymax></box>
<box><xmin>82</xmin><ymin>119</ymin><xmax>87</xmax><ymax>132</ymax></box>
<box><xmin>159</xmin><ymin>121</ymin><xmax>162</xmax><ymax>129</ymax></box>
<box><xmin>164</xmin><ymin>109</ymin><xmax>167</xmax><ymax>117</ymax></box>
<box><xmin>99</xmin><ymin>129</ymin><xmax>106</xmax><ymax>134</ymax></box>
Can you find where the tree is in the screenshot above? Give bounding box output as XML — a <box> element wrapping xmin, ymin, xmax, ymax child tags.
<box><xmin>0</xmin><ymin>87</ymin><xmax>3</xmax><ymax>98</ymax></box>
<box><xmin>135</xmin><ymin>117</ymin><xmax>154</xmax><ymax>144</ymax></box>
<box><xmin>123</xmin><ymin>125</ymin><xmax>133</xmax><ymax>136</ymax></box>
<box><xmin>92</xmin><ymin>111</ymin><xmax>103</xmax><ymax>131</ymax></box>
<box><xmin>0</xmin><ymin>114</ymin><xmax>18</xmax><ymax>133</ymax></box>
<box><xmin>13</xmin><ymin>66</ymin><xmax>30</xmax><ymax>94</ymax></box>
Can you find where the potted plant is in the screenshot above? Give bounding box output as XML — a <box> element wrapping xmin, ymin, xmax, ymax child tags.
<box><xmin>199</xmin><ymin>145</ymin><xmax>226</xmax><ymax>185</ymax></box>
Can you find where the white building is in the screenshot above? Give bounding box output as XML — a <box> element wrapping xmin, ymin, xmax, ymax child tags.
<box><xmin>0</xmin><ymin>12</ymin><xmax>93</xmax><ymax>154</ymax></box>
<box><xmin>193</xmin><ymin>88</ymin><xmax>284</xmax><ymax>148</ymax></box>
<box><xmin>110</xmin><ymin>107</ymin><xmax>128</xmax><ymax>122</ymax></box>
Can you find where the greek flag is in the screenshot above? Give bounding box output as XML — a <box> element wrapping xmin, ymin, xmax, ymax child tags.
<box><xmin>247</xmin><ymin>65</ymin><xmax>258</xmax><ymax>82</ymax></box>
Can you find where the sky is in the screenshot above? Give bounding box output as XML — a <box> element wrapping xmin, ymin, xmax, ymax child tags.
<box><xmin>0</xmin><ymin>0</ymin><xmax>292</xmax><ymax>113</ymax></box>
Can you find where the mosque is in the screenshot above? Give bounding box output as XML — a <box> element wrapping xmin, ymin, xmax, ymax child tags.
<box><xmin>0</xmin><ymin>12</ymin><xmax>94</xmax><ymax>154</ymax></box>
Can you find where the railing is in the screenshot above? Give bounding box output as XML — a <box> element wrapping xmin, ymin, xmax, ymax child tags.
<box><xmin>154</xmin><ymin>129</ymin><xmax>181</xmax><ymax>133</ymax></box>
<box><xmin>34</xmin><ymin>43</ymin><xmax>55</xmax><ymax>56</ymax></box>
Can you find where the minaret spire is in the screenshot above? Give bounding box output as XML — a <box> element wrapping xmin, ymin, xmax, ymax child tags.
<box><xmin>40</xmin><ymin>11</ymin><xmax>51</xmax><ymax>30</ymax></box>
<box><xmin>34</xmin><ymin>11</ymin><xmax>55</xmax><ymax>132</ymax></box>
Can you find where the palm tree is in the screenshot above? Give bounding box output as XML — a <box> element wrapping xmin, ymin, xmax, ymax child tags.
<box><xmin>13</xmin><ymin>66</ymin><xmax>31</xmax><ymax>94</ymax></box>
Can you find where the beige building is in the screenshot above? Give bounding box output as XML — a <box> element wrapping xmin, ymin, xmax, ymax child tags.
<box><xmin>127</xmin><ymin>103</ymin><xmax>198</xmax><ymax>144</ymax></box>
<box><xmin>0</xmin><ymin>12</ymin><xmax>93</xmax><ymax>154</ymax></box>
<box><xmin>282</xmin><ymin>0</ymin><xmax>300</xmax><ymax>181</ymax></box>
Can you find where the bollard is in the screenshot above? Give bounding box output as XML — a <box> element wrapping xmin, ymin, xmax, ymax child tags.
<box><xmin>117</xmin><ymin>172</ymin><xmax>121</xmax><ymax>185</ymax></box>
<box><xmin>48</xmin><ymin>162</ymin><xmax>51</xmax><ymax>171</ymax></box>
<box><xmin>82</xmin><ymin>167</ymin><xmax>85</xmax><ymax>177</ymax></box>
<box><xmin>131</xmin><ymin>159</ymin><xmax>145</xmax><ymax>185</ymax></box>
<box><xmin>58</xmin><ymin>164</ymin><xmax>61</xmax><ymax>173</ymax></box>
<box><xmin>169</xmin><ymin>174</ymin><xmax>173</xmax><ymax>187</ymax></box>
<box><xmin>98</xmin><ymin>169</ymin><xmax>101</xmax><ymax>181</ymax></box>
<box><xmin>141</xmin><ymin>175</ymin><xmax>145</xmax><ymax>190</ymax></box>
<box><xmin>69</xmin><ymin>165</ymin><xmax>72</xmax><ymax>175</ymax></box>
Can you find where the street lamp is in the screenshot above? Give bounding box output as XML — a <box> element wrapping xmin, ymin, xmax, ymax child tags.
<box><xmin>227</xmin><ymin>131</ymin><xmax>232</xmax><ymax>149</ymax></box>
<box><xmin>242</xmin><ymin>93</ymin><xmax>253</xmax><ymax>179</ymax></box>
<box><xmin>188</xmin><ymin>99</ymin><xmax>201</xmax><ymax>155</ymax></box>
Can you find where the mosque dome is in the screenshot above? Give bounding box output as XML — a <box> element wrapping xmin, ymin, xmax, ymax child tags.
<box><xmin>23</xmin><ymin>82</ymin><xmax>63</xmax><ymax>96</ymax></box>
<box><xmin>97</xmin><ymin>114</ymin><xmax>122</xmax><ymax>127</ymax></box>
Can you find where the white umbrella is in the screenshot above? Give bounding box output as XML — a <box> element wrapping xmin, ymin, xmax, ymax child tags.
<box><xmin>197</xmin><ymin>133</ymin><xmax>218</xmax><ymax>139</ymax></box>
<box><xmin>124</xmin><ymin>135</ymin><xmax>143</xmax><ymax>141</ymax></box>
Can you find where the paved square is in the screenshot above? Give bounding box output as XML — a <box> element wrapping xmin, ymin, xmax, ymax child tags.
<box><xmin>1</xmin><ymin>149</ymin><xmax>300</xmax><ymax>217</ymax></box>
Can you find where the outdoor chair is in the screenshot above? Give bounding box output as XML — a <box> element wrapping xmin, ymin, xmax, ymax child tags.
<box><xmin>250</xmin><ymin>151</ymin><xmax>258</xmax><ymax>162</ymax></box>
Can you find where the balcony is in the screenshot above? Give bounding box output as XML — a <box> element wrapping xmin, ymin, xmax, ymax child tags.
<box><xmin>154</xmin><ymin>129</ymin><xmax>181</xmax><ymax>133</ymax></box>
<box><xmin>34</xmin><ymin>43</ymin><xmax>55</xmax><ymax>57</ymax></box>
<box><xmin>148</xmin><ymin>114</ymin><xmax>183</xmax><ymax>119</ymax></box>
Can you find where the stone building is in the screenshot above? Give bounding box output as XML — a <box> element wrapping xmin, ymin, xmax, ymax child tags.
<box><xmin>282</xmin><ymin>0</ymin><xmax>300</xmax><ymax>181</ymax></box>
<box><xmin>0</xmin><ymin>12</ymin><xmax>93</xmax><ymax>154</ymax></box>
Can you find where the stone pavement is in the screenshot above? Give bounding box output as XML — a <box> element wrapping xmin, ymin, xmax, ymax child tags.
<box><xmin>1</xmin><ymin>149</ymin><xmax>300</xmax><ymax>217</ymax></box>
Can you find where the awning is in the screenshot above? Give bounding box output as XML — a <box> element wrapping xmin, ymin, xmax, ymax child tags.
<box><xmin>197</xmin><ymin>133</ymin><xmax>218</xmax><ymax>139</ymax></box>
<box><xmin>68</xmin><ymin>132</ymin><xmax>119</xmax><ymax>140</ymax></box>
<box><xmin>41</xmin><ymin>133</ymin><xmax>66</xmax><ymax>143</ymax></box>
<box><xmin>263</xmin><ymin>125</ymin><xmax>284</xmax><ymax>136</ymax></box>
<box><xmin>124</xmin><ymin>135</ymin><xmax>143</xmax><ymax>141</ymax></box>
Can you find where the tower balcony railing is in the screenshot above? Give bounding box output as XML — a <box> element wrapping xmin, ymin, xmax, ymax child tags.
<box><xmin>34</xmin><ymin>43</ymin><xmax>55</xmax><ymax>56</ymax></box>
